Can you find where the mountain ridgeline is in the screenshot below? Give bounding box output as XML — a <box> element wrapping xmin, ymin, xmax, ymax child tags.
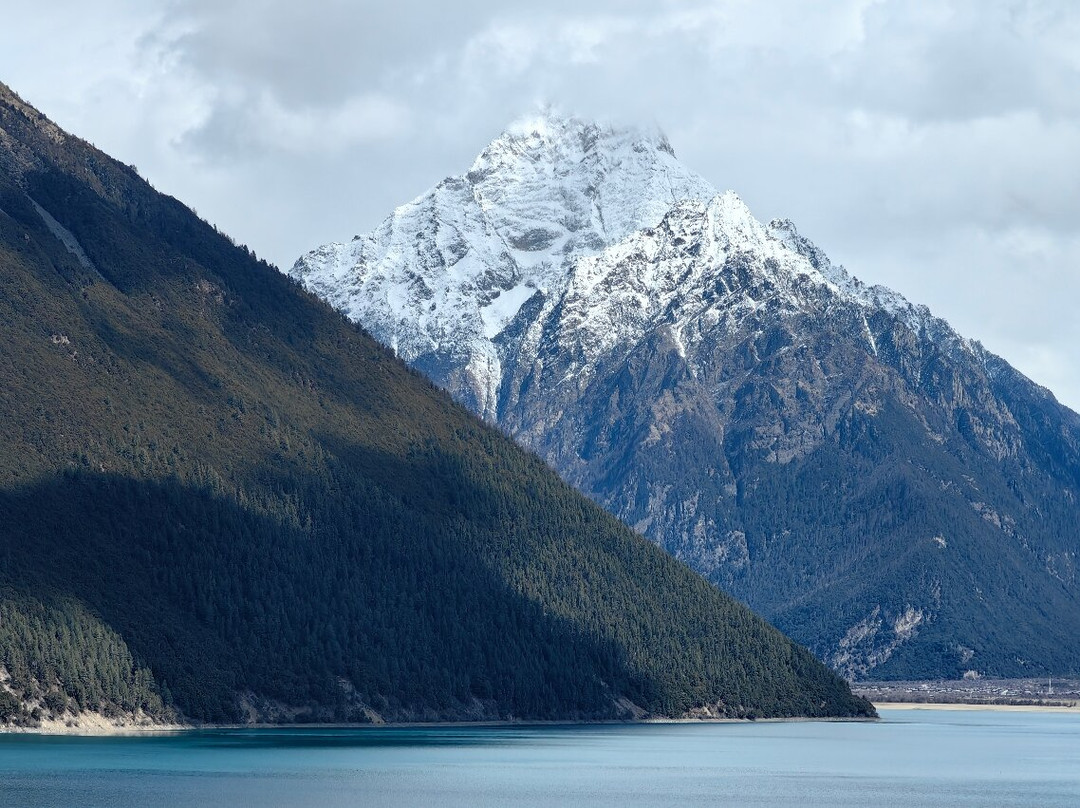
<box><xmin>293</xmin><ymin>111</ymin><xmax>1080</xmax><ymax>682</ymax></box>
<box><xmin>0</xmin><ymin>82</ymin><xmax>872</xmax><ymax>727</ymax></box>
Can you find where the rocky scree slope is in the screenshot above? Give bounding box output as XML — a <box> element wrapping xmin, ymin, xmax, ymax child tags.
<box><xmin>293</xmin><ymin>111</ymin><xmax>1080</xmax><ymax>681</ymax></box>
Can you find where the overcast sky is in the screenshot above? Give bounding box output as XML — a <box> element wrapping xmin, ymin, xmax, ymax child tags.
<box><xmin>3</xmin><ymin>1</ymin><xmax>1079</xmax><ymax>409</ymax></box>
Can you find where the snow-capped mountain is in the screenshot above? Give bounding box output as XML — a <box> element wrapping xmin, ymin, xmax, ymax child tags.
<box><xmin>292</xmin><ymin>111</ymin><xmax>1080</xmax><ymax>681</ymax></box>
<box><xmin>292</xmin><ymin>111</ymin><xmax>715</xmax><ymax>418</ymax></box>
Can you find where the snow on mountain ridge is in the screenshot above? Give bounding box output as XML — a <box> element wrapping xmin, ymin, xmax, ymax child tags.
<box><xmin>463</xmin><ymin>108</ymin><xmax>716</xmax><ymax>285</ymax></box>
<box><xmin>291</xmin><ymin>109</ymin><xmax>718</xmax><ymax>417</ymax></box>
<box><xmin>542</xmin><ymin>194</ymin><xmax>839</xmax><ymax>373</ymax></box>
<box><xmin>290</xmin><ymin>109</ymin><xmax>935</xmax><ymax>418</ymax></box>
<box><xmin>766</xmin><ymin>216</ymin><xmax>930</xmax><ymax>333</ymax></box>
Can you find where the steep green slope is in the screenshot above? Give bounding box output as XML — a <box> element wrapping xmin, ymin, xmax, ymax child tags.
<box><xmin>0</xmin><ymin>81</ymin><xmax>872</xmax><ymax>725</ymax></box>
<box><xmin>0</xmin><ymin>590</ymin><xmax>171</xmax><ymax>726</ymax></box>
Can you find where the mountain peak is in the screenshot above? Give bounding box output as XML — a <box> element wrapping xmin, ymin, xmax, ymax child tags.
<box><xmin>461</xmin><ymin>109</ymin><xmax>715</xmax><ymax>274</ymax></box>
<box><xmin>465</xmin><ymin>108</ymin><xmax>696</xmax><ymax>226</ymax></box>
<box><xmin>292</xmin><ymin>112</ymin><xmax>716</xmax><ymax>417</ymax></box>
<box><xmin>495</xmin><ymin>106</ymin><xmax>677</xmax><ymax>159</ymax></box>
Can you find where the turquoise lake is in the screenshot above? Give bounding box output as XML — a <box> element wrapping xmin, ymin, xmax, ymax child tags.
<box><xmin>2</xmin><ymin>709</ymin><xmax>1078</xmax><ymax>806</ymax></box>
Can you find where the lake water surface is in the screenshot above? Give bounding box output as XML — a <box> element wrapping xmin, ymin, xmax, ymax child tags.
<box><xmin>2</xmin><ymin>709</ymin><xmax>1078</xmax><ymax>807</ymax></box>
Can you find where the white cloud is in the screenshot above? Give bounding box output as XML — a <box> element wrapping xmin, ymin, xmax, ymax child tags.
<box><xmin>179</xmin><ymin>88</ymin><xmax>412</xmax><ymax>160</ymax></box>
<box><xmin>2</xmin><ymin>0</ymin><xmax>1079</xmax><ymax>408</ymax></box>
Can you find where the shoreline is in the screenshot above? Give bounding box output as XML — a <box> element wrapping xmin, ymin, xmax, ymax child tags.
<box><xmin>2</xmin><ymin>713</ymin><xmax>880</xmax><ymax>737</ymax></box>
<box><xmin>22</xmin><ymin>703</ymin><xmax>1080</xmax><ymax>736</ymax></box>
<box><xmin>14</xmin><ymin>706</ymin><xmax>1078</xmax><ymax>737</ymax></box>
<box><xmin>874</xmin><ymin>701</ymin><xmax>1079</xmax><ymax>714</ymax></box>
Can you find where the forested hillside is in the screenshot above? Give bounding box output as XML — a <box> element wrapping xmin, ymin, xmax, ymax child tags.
<box><xmin>0</xmin><ymin>81</ymin><xmax>873</xmax><ymax>726</ymax></box>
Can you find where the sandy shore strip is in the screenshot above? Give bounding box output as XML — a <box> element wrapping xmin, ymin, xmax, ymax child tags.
<box><xmin>0</xmin><ymin>712</ymin><xmax>186</xmax><ymax>736</ymax></box>
<box><xmin>18</xmin><ymin>703</ymin><xmax>1079</xmax><ymax>735</ymax></box>
<box><xmin>5</xmin><ymin>712</ymin><xmax>887</xmax><ymax>736</ymax></box>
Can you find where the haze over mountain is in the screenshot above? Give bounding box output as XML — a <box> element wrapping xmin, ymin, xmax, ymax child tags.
<box><xmin>294</xmin><ymin>111</ymin><xmax>1080</xmax><ymax>681</ymax></box>
<box><xmin>0</xmin><ymin>82</ymin><xmax>873</xmax><ymax>728</ymax></box>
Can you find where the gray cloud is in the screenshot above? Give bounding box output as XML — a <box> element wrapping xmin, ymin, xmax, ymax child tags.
<box><xmin>2</xmin><ymin>0</ymin><xmax>1079</xmax><ymax>409</ymax></box>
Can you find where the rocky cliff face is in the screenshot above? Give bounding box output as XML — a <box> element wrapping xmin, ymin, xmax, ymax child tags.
<box><xmin>292</xmin><ymin>111</ymin><xmax>1080</xmax><ymax>680</ymax></box>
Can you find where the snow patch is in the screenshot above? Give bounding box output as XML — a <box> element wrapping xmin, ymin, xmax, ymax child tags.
<box><xmin>480</xmin><ymin>283</ymin><xmax>536</xmax><ymax>339</ymax></box>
